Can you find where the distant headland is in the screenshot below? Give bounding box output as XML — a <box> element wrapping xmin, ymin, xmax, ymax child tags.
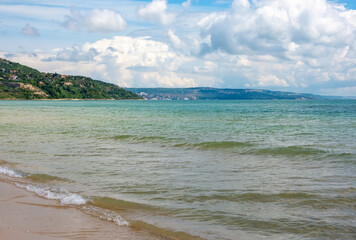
<box><xmin>127</xmin><ymin>88</ymin><xmax>326</xmax><ymax>100</ymax></box>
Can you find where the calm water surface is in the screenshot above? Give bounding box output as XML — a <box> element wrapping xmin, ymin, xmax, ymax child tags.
<box><xmin>0</xmin><ymin>100</ymin><xmax>355</xmax><ymax>239</ymax></box>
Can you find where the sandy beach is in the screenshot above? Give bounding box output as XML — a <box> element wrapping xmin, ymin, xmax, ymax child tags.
<box><xmin>0</xmin><ymin>176</ymin><xmax>156</xmax><ymax>240</ymax></box>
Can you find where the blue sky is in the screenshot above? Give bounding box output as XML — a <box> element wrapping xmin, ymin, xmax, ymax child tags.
<box><xmin>0</xmin><ymin>0</ymin><xmax>355</xmax><ymax>96</ymax></box>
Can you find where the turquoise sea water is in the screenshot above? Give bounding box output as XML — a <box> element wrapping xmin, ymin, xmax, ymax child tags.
<box><xmin>0</xmin><ymin>100</ymin><xmax>355</xmax><ymax>239</ymax></box>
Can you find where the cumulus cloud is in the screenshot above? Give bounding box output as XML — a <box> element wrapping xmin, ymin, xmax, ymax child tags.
<box><xmin>4</xmin><ymin>36</ymin><xmax>202</xmax><ymax>88</ymax></box>
<box><xmin>195</xmin><ymin>0</ymin><xmax>356</xmax><ymax>91</ymax></box>
<box><xmin>21</xmin><ymin>23</ymin><xmax>39</xmax><ymax>36</ymax></box>
<box><xmin>138</xmin><ymin>0</ymin><xmax>175</xmax><ymax>25</ymax></box>
<box><xmin>257</xmin><ymin>75</ymin><xmax>288</xmax><ymax>87</ymax></box>
<box><xmin>62</xmin><ymin>8</ymin><xmax>126</xmax><ymax>32</ymax></box>
<box><xmin>86</xmin><ymin>9</ymin><xmax>126</xmax><ymax>32</ymax></box>
<box><xmin>198</xmin><ymin>0</ymin><xmax>356</xmax><ymax>56</ymax></box>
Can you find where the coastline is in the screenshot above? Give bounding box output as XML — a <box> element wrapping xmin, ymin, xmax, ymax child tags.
<box><xmin>0</xmin><ymin>175</ymin><xmax>155</xmax><ymax>240</ymax></box>
<box><xmin>0</xmin><ymin>98</ymin><xmax>144</xmax><ymax>101</ymax></box>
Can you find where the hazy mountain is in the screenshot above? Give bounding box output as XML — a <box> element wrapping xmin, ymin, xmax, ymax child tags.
<box><xmin>127</xmin><ymin>87</ymin><xmax>325</xmax><ymax>100</ymax></box>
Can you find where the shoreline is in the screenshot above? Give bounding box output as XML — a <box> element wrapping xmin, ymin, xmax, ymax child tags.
<box><xmin>0</xmin><ymin>175</ymin><xmax>156</xmax><ymax>240</ymax></box>
<box><xmin>0</xmin><ymin>98</ymin><xmax>144</xmax><ymax>101</ymax></box>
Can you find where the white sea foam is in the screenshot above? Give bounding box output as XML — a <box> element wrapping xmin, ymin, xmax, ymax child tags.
<box><xmin>15</xmin><ymin>183</ymin><xmax>87</xmax><ymax>205</ymax></box>
<box><xmin>102</xmin><ymin>211</ymin><xmax>129</xmax><ymax>227</ymax></box>
<box><xmin>0</xmin><ymin>166</ymin><xmax>22</xmax><ymax>178</ymax></box>
<box><xmin>82</xmin><ymin>206</ymin><xmax>129</xmax><ymax>227</ymax></box>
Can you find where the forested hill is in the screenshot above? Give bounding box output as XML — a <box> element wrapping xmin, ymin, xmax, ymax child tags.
<box><xmin>0</xmin><ymin>58</ymin><xmax>141</xmax><ymax>100</ymax></box>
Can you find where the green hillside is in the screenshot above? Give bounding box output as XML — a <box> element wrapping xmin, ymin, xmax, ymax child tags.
<box><xmin>0</xmin><ymin>58</ymin><xmax>141</xmax><ymax>100</ymax></box>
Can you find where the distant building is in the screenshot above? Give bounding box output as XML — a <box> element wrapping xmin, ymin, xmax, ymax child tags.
<box><xmin>10</xmin><ymin>74</ymin><xmax>18</xmax><ymax>81</ymax></box>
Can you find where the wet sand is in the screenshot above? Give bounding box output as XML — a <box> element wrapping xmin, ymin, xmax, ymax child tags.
<box><xmin>0</xmin><ymin>177</ymin><xmax>156</xmax><ymax>240</ymax></box>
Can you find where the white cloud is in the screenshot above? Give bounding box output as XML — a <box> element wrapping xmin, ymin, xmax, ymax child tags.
<box><xmin>194</xmin><ymin>0</ymin><xmax>356</xmax><ymax>90</ymax></box>
<box><xmin>232</xmin><ymin>0</ymin><xmax>250</xmax><ymax>11</ymax></box>
<box><xmin>138</xmin><ymin>0</ymin><xmax>175</xmax><ymax>25</ymax></box>
<box><xmin>198</xmin><ymin>0</ymin><xmax>356</xmax><ymax>55</ymax></box>
<box><xmin>168</xmin><ymin>30</ymin><xmax>185</xmax><ymax>49</ymax></box>
<box><xmin>62</xmin><ymin>8</ymin><xmax>126</xmax><ymax>32</ymax></box>
<box><xmin>86</xmin><ymin>9</ymin><xmax>126</xmax><ymax>32</ymax></box>
<box><xmin>1</xmin><ymin>36</ymin><xmax>202</xmax><ymax>88</ymax></box>
<box><xmin>237</xmin><ymin>56</ymin><xmax>251</xmax><ymax>66</ymax></box>
<box><xmin>257</xmin><ymin>75</ymin><xmax>289</xmax><ymax>87</ymax></box>
<box><xmin>21</xmin><ymin>24</ymin><xmax>39</xmax><ymax>36</ymax></box>
<box><xmin>140</xmin><ymin>72</ymin><xmax>196</xmax><ymax>87</ymax></box>
<box><xmin>182</xmin><ymin>0</ymin><xmax>192</xmax><ymax>9</ymax></box>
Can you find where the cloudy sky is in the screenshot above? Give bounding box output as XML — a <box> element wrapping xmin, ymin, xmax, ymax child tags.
<box><xmin>0</xmin><ymin>0</ymin><xmax>355</xmax><ymax>96</ymax></box>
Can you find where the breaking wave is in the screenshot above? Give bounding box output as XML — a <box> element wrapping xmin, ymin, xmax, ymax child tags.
<box><xmin>0</xmin><ymin>166</ymin><xmax>23</xmax><ymax>178</ymax></box>
<box><xmin>82</xmin><ymin>206</ymin><xmax>129</xmax><ymax>226</ymax></box>
<box><xmin>15</xmin><ymin>183</ymin><xmax>87</xmax><ymax>205</ymax></box>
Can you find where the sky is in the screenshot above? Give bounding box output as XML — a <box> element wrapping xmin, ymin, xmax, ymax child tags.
<box><xmin>0</xmin><ymin>0</ymin><xmax>355</xmax><ymax>96</ymax></box>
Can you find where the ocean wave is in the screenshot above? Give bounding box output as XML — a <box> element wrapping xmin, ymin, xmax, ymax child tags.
<box><xmin>110</xmin><ymin>134</ymin><xmax>176</xmax><ymax>143</ymax></box>
<box><xmin>130</xmin><ymin>220</ymin><xmax>203</xmax><ymax>240</ymax></box>
<box><xmin>179</xmin><ymin>192</ymin><xmax>318</xmax><ymax>204</ymax></box>
<box><xmin>247</xmin><ymin>145</ymin><xmax>328</xmax><ymax>156</ymax></box>
<box><xmin>82</xmin><ymin>206</ymin><xmax>129</xmax><ymax>226</ymax></box>
<box><xmin>174</xmin><ymin>141</ymin><xmax>252</xmax><ymax>150</ymax></box>
<box><xmin>15</xmin><ymin>183</ymin><xmax>87</xmax><ymax>205</ymax></box>
<box><xmin>26</xmin><ymin>173</ymin><xmax>70</xmax><ymax>183</ymax></box>
<box><xmin>1</xmin><ymin>165</ymin><xmax>71</xmax><ymax>183</ymax></box>
<box><xmin>179</xmin><ymin>191</ymin><xmax>356</xmax><ymax>210</ymax></box>
<box><xmin>90</xmin><ymin>196</ymin><xmax>152</xmax><ymax>211</ymax></box>
<box><xmin>108</xmin><ymin>135</ymin><xmax>351</xmax><ymax>160</ymax></box>
<box><xmin>89</xmin><ymin>197</ymin><xmax>203</xmax><ymax>239</ymax></box>
<box><xmin>0</xmin><ymin>159</ymin><xmax>17</xmax><ymax>166</ymax></box>
<box><xmin>0</xmin><ymin>166</ymin><xmax>23</xmax><ymax>178</ymax></box>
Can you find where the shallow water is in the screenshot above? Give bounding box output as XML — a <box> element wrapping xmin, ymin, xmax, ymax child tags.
<box><xmin>0</xmin><ymin>100</ymin><xmax>355</xmax><ymax>239</ymax></box>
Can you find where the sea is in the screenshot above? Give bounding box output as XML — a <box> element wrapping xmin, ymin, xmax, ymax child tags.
<box><xmin>0</xmin><ymin>99</ymin><xmax>355</xmax><ymax>239</ymax></box>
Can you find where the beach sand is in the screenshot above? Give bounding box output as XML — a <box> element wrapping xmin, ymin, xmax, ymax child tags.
<box><xmin>0</xmin><ymin>176</ymin><xmax>156</xmax><ymax>240</ymax></box>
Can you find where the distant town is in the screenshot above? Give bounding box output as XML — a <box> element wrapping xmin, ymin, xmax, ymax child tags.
<box><xmin>127</xmin><ymin>88</ymin><xmax>324</xmax><ymax>100</ymax></box>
